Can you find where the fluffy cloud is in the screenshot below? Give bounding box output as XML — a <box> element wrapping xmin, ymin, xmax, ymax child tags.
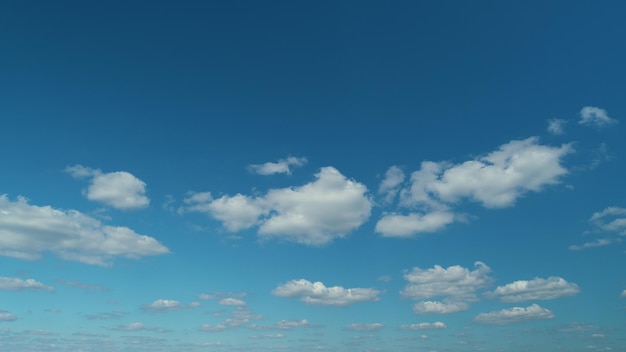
<box><xmin>0</xmin><ymin>310</ymin><xmax>17</xmax><ymax>322</ymax></box>
<box><xmin>276</xmin><ymin>319</ymin><xmax>310</xmax><ymax>329</ymax></box>
<box><xmin>248</xmin><ymin>157</ymin><xmax>307</xmax><ymax>175</ymax></box>
<box><xmin>408</xmin><ymin>138</ymin><xmax>572</xmax><ymax>208</ymax></box>
<box><xmin>345</xmin><ymin>323</ymin><xmax>384</xmax><ymax>331</ymax></box>
<box><xmin>474</xmin><ymin>304</ymin><xmax>555</xmax><ymax>324</ymax></box>
<box><xmin>621</xmin><ymin>290</ymin><xmax>626</xmax><ymax>298</ymax></box>
<box><xmin>183</xmin><ymin>167</ymin><xmax>372</xmax><ymax>245</ymax></box>
<box><xmin>412</xmin><ymin>301</ymin><xmax>469</xmax><ymax>314</ymax></box>
<box><xmin>377</xmin><ymin>138</ymin><xmax>571</xmax><ymax>237</ymax></box>
<box><xmin>579</xmin><ymin>106</ymin><xmax>618</xmax><ymax>127</ymax></box>
<box><xmin>487</xmin><ymin>277</ymin><xmax>580</xmax><ymax>302</ymax></box>
<box><xmin>143</xmin><ymin>299</ymin><xmax>183</xmax><ymax>312</ymax></box>
<box><xmin>66</xmin><ymin>165</ymin><xmax>150</xmax><ymax>210</ymax></box>
<box><xmin>378</xmin><ymin>166</ymin><xmax>405</xmax><ymax>203</ymax></box>
<box><xmin>0</xmin><ymin>195</ymin><xmax>169</xmax><ymax>266</ymax></box>
<box><xmin>547</xmin><ymin>118</ymin><xmax>568</xmax><ymax>135</ymax></box>
<box><xmin>219</xmin><ymin>298</ymin><xmax>246</xmax><ymax>307</ymax></box>
<box><xmin>0</xmin><ymin>277</ymin><xmax>54</xmax><ymax>291</ymax></box>
<box><xmin>272</xmin><ymin>279</ymin><xmax>382</xmax><ymax>306</ymax></box>
<box><xmin>400</xmin><ymin>322</ymin><xmax>447</xmax><ymax>330</ymax></box>
<box><xmin>401</xmin><ymin>262</ymin><xmax>492</xmax><ymax>302</ymax></box>
<box><xmin>375</xmin><ymin>211</ymin><xmax>456</xmax><ymax>237</ymax></box>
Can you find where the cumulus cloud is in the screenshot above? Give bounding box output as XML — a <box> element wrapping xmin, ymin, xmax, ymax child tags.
<box><xmin>378</xmin><ymin>166</ymin><xmax>405</xmax><ymax>203</ymax></box>
<box><xmin>579</xmin><ymin>106</ymin><xmax>618</xmax><ymax>127</ymax></box>
<box><xmin>276</xmin><ymin>319</ymin><xmax>310</xmax><ymax>329</ymax></box>
<box><xmin>474</xmin><ymin>304</ymin><xmax>554</xmax><ymax>324</ymax></box>
<box><xmin>412</xmin><ymin>301</ymin><xmax>469</xmax><ymax>314</ymax></box>
<box><xmin>375</xmin><ymin>211</ymin><xmax>456</xmax><ymax>237</ymax></box>
<box><xmin>143</xmin><ymin>299</ymin><xmax>183</xmax><ymax>312</ymax></box>
<box><xmin>547</xmin><ymin>118</ymin><xmax>568</xmax><ymax>135</ymax></box>
<box><xmin>487</xmin><ymin>277</ymin><xmax>580</xmax><ymax>302</ymax></box>
<box><xmin>0</xmin><ymin>195</ymin><xmax>169</xmax><ymax>266</ymax></box>
<box><xmin>345</xmin><ymin>323</ymin><xmax>384</xmax><ymax>331</ymax></box>
<box><xmin>272</xmin><ymin>279</ymin><xmax>382</xmax><ymax>306</ymax></box>
<box><xmin>183</xmin><ymin>167</ymin><xmax>372</xmax><ymax>245</ymax></box>
<box><xmin>401</xmin><ymin>262</ymin><xmax>492</xmax><ymax>302</ymax></box>
<box><xmin>377</xmin><ymin>138</ymin><xmax>571</xmax><ymax>237</ymax></box>
<box><xmin>0</xmin><ymin>310</ymin><xmax>17</xmax><ymax>322</ymax></box>
<box><xmin>400</xmin><ymin>322</ymin><xmax>447</xmax><ymax>330</ymax></box>
<box><xmin>0</xmin><ymin>277</ymin><xmax>54</xmax><ymax>291</ymax></box>
<box><xmin>219</xmin><ymin>298</ymin><xmax>246</xmax><ymax>307</ymax></box>
<box><xmin>248</xmin><ymin>157</ymin><xmax>307</xmax><ymax>175</ymax></box>
<box><xmin>66</xmin><ymin>165</ymin><xmax>150</xmax><ymax>210</ymax></box>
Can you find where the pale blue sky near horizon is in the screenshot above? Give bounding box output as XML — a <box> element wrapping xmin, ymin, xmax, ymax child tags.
<box><xmin>1</xmin><ymin>1</ymin><xmax>626</xmax><ymax>351</ymax></box>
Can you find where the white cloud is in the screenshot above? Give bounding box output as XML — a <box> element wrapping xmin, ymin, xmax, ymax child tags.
<box><xmin>400</xmin><ymin>322</ymin><xmax>447</xmax><ymax>330</ymax></box>
<box><xmin>249</xmin><ymin>157</ymin><xmax>307</xmax><ymax>175</ymax></box>
<box><xmin>66</xmin><ymin>165</ymin><xmax>150</xmax><ymax>210</ymax></box>
<box><xmin>571</xmin><ymin>207</ymin><xmax>626</xmax><ymax>250</ymax></box>
<box><xmin>547</xmin><ymin>118</ymin><xmax>568</xmax><ymax>135</ymax></box>
<box><xmin>487</xmin><ymin>277</ymin><xmax>580</xmax><ymax>302</ymax></box>
<box><xmin>0</xmin><ymin>310</ymin><xmax>17</xmax><ymax>322</ymax></box>
<box><xmin>219</xmin><ymin>298</ymin><xmax>246</xmax><ymax>307</ymax></box>
<box><xmin>249</xmin><ymin>333</ymin><xmax>284</xmax><ymax>339</ymax></box>
<box><xmin>412</xmin><ymin>301</ymin><xmax>469</xmax><ymax>314</ymax></box>
<box><xmin>0</xmin><ymin>277</ymin><xmax>54</xmax><ymax>291</ymax></box>
<box><xmin>620</xmin><ymin>290</ymin><xmax>626</xmax><ymax>298</ymax></box>
<box><xmin>474</xmin><ymin>304</ymin><xmax>554</xmax><ymax>324</ymax></box>
<box><xmin>569</xmin><ymin>238</ymin><xmax>613</xmax><ymax>251</ymax></box>
<box><xmin>378</xmin><ymin>166</ymin><xmax>405</xmax><ymax>203</ymax></box>
<box><xmin>276</xmin><ymin>319</ymin><xmax>309</xmax><ymax>329</ymax></box>
<box><xmin>0</xmin><ymin>195</ymin><xmax>169</xmax><ymax>266</ymax></box>
<box><xmin>183</xmin><ymin>167</ymin><xmax>372</xmax><ymax>246</ymax></box>
<box><xmin>401</xmin><ymin>262</ymin><xmax>492</xmax><ymax>302</ymax></box>
<box><xmin>375</xmin><ymin>211</ymin><xmax>456</xmax><ymax>237</ymax></box>
<box><xmin>272</xmin><ymin>279</ymin><xmax>382</xmax><ymax>306</ymax></box>
<box><xmin>579</xmin><ymin>106</ymin><xmax>618</xmax><ymax>127</ymax></box>
<box><xmin>143</xmin><ymin>299</ymin><xmax>182</xmax><ymax>312</ymax></box>
<box><xmin>345</xmin><ymin>323</ymin><xmax>384</xmax><ymax>331</ymax></box>
<box><xmin>413</xmin><ymin>138</ymin><xmax>572</xmax><ymax>208</ymax></box>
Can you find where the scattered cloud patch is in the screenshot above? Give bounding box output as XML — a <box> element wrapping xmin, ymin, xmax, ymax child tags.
<box><xmin>0</xmin><ymin>195</ymin><xmax>169</xmax><ymax>266</ymax></box>
<box><xmin>272</xmin><ymin>279</ymin><xmax>382</xmax><ymax>306</ymax></box>
<box><xmin>400</xmin><ymin>322</ymin><xmax>447</xmax><ymax>330</ymax></box>
<box><xmin>376</xmin><ymin>211</ymin><xmax>456</xmax><ymax>237</ymax></box>
<box><xmin>378</xmin><ymin>166</ymin><xmax>405</xmax><ymax>204</ymax></box>
<box><xmin>0</xmin><ymin>310</ymin><xmax>17</xmax><ymax>322</ymax></box>
<box><xmin>345</xmin><ymin>323</ymin><xmax>384</xmax><ymax>331</ymax></box>
<box><xmin>412</xmin><ymin>301</ymin><xmax>469</xmax><ymax>314</ymax></box>
<box><xmin>249</xmin><ymin>157</ymin><xmax>307</xmax><ymax>175</ymax></box>
<box><xmin>183</xmin><ymin>167</ymin><xmax>372</xmax><ymax>245</ymax></box>
<box><xmin>66</xmin><ymin>165</ymin><xmax>150</xmax><ymax>210</ymax></box>
<box><xmin>621</xmin><ymin>290</ymin><xmax>626</xmax><ymax>298</ymax></box>
<box><xmin>377</xmin><ymin>138</ymin><xmax>571</xmax><ymax>237</ymax></box>
<box><xmin>547</xmin><ymin>118</ymin><xmax>568</xmax><ymax>135</ymax></box>
<box><xmin>250</xmin><ymin>333</ymin><xmax>284</xmax><ymax>339</ymax></box>
<box><xmin>474</xmin><ymin>304</ymin><xmax>554</xmax><ymax>324</ymax></box>
<box><xmin>569</xmin><ymin>238</ymin><xmax>613</xmax><ymax>251</ymax></box>
<box><xmin>143</xmin><ymin>299</ymin><xmax>187</xmax><ymax>313</ymax></box>
<box><xmin>276</xmin><ymin>319</ymin><xmax>310</xmax><ymax>329</ymax></box>
<box><xmin>487</xmin><ymin>277</ymin><xmax>580</xmax><ymax>302</ymax></box>
<box><xmin>579</xmin><ymin>106</ymin><xmax>618</xmax><ymax>128</ymax></box>
<box><xmin>218</xmin><ymin>298</ymin><xmax>246</xmax><ymax>307</ymax></box>
<box><xmin>0</xmin><ymin>277</ymin><xmax>54</xmax><ymax>291</ymax></box>
<box><xmin>571</xmin><ymin>207</ymin><xmax>626</xmax><ymax>250</ymax></box>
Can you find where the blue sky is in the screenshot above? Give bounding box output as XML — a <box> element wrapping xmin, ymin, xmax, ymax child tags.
<box><xmin>1</xmin><ymin>1</ymin><xmax>625</xmax><ymax>351</ymax></box>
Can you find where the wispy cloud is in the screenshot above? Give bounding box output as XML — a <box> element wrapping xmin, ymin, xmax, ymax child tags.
<box><xmin>474</xmin><ymin>304</ymin><xmax>554</xmax><ymax>324</ymax></box>
<box><xmin>272</xmin><ymin>279</ymin><xmax>382</xmax><ymax>306</ymax></box>
<box><xmin>579</xmin><ymin>106</ymin><xmax>618</xmax><ymax>128</ymax></box>
<box><xmin>248</xmin><ymin>156</ymin><xmax>307</xmax><ymax>175</ymax></box>
<box><xmin>0</xmin><ymin>277</ymin><xmax>54</xmax><ymax>291</ymax></box>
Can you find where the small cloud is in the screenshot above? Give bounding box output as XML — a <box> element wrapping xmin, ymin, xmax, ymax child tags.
<box><xmin>345</xmin><ymin>323</ymin><xmax>384</xmax><ymax>331</ymax></box>
<box><xmin>547</xmin><ymin>118</ymin><xmax>568</xmax><ymax>135</ymax></box>
<box><xmin>0</xmin><ymin>310</ymin><xmax>17</xmax><ymax>322</ymax></box>
<box><xmin>276</xmin><ymin>319</ymin><xmax>310</xmax><ymax>329</ymax></box>
<box><xmin>65</xmin><ymin>165</ymin><xmax>150</xmax><ymax>210</ymax></box>
<box><xmin>143</xmin><ymin>299</ymin><xmax>183</xmax><ymax>313</ymax></box>
<box><xmin>272</xmin><ymin>279</ymin><xmax>382</xmax><ymax>306</ymax></box>
<box><xmin>248</xmin><ymin>157</ymin><xmax>307</xmax><ymax>175</ymax></box>
<box><xmin>0</xmin><ymin>277</ymin><xmax>54</xmax><ymax>292</ymax></box>
<box><xmin>218</xmin><ymin>298</ymin><xmax>246</xmax><ymax>307</ymax></box>
<box><xmin>249</xmin><ymin>333</ymin><xmax>284</xmax><ymax>339</ymax></box>
<box><xmin>579</xmin><ymin>106</ymin><xmax>618</xmax><ymax>128</ymax></box>
<box><xmin>569</xmin><ymin>238</ymin><xmax>613</xmax><ymax>251</ymax></box>
<box><xmin>620</xmin><ymin>290</ymin><xmax>626</xmax><ymax>298</ymax></box>
<box><xmin>378</xmin><ymin>166</ymin><xmax>405</xmax><ymax>204</ymax></box>
<box><xmin>400</xmin><ymin>322</ymin><xmax>447</xmax><ymax>330</ymax></box>
<box><xmin>474</xmin><ymin>304</ymin><xmax>554</xmax><ymax>324</ymax></box>
<box><xmin>486</xmin><ymin>277</ymin><xmax>580</xmax><ymax>302</ymax></box>
<box><xmin>377</xmin><ymin>275</ymin><xmax>392</xmax><ymax>283</ymax></box>
<box><xmin>412</xmin><ymin>301</ymin><xmax>469</xmax><ymax>314</ymax></box>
